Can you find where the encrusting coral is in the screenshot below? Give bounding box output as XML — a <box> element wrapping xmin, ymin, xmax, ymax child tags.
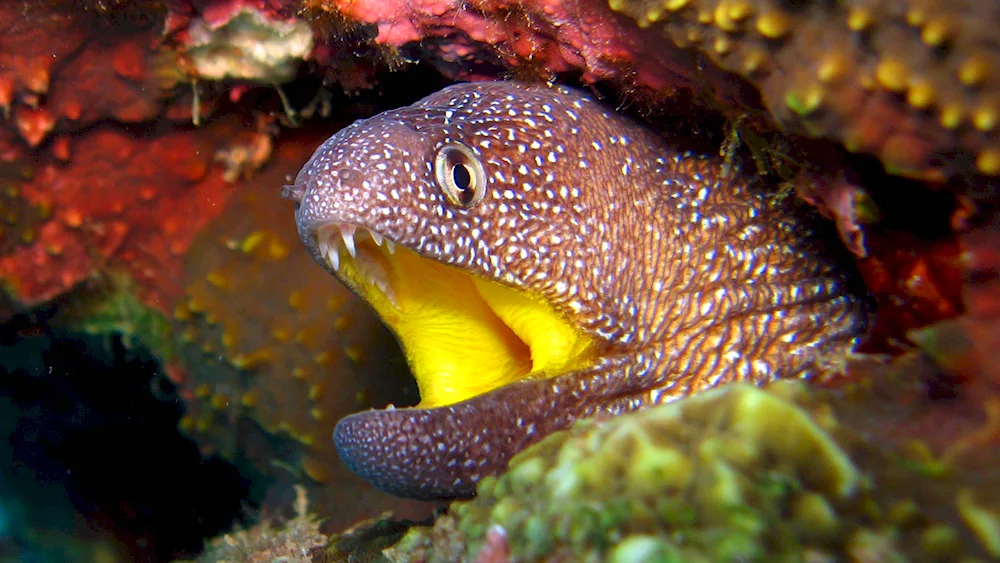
<box><xmin>193</xmin><ymin>486</ymin><xmax>327</xmax><ymax>563</ymax></box>
<box><xmin>384</xmin><ymin>377</ymin><xmax>1000</xmax><ymax>562</ymax></box>
<box><xmin>311</xmin><ymin>0</ymin><xmax>1000</xmax><ymax>180</ymax></box>
<box><xmin>607</xmin><ymin>0</ymin><xmax>1000</xmax><ymax>179</ymax></box>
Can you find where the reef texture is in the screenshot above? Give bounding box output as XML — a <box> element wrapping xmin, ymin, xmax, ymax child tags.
<box><xmin>311</xmin><ymin>0</ymin><xmax>1000</xmax><ymax>181</ymax></box>
<box><xmin>382</xmin><ymin>376</ymin><xmax>1000</xmax><ymax>562</ymax></box>
<box><xmin>192</xmin><ymin>486</ymin><xmax>327</xmax><ymax>563</ymax></box>
<box><xmin>0</xmin><ymin>0</ymin><xmax>430</xmax><ymax>528</ymax></box>
<box><xmin>1</xmin><ymin>125</ymin><xmax>235</xmax><ymax>308</ymax></box>
<box><xmin>905</xmin><ymin>205</ymin><xmax>1000</xmax><ymax>415</ymax></box>
<box><xmin>0</xmin><ymin>0</ymin><xmax>995</xmax><ymax>552</ymax></box>
<box><xmin>0</xmin><ymin>2</ymin><xmax>209</xmax><ymax>308</ymax></box>
<box><xmin>609</xmin><ymin>0</ymin><xmax>1000</xmax><ymax>180</ymax></box>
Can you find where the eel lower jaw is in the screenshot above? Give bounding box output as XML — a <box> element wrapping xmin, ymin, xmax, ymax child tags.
<box><xmin>333</xmin><ymin>377</ymin><xmax>567</xmax><ymax>500</ymax></box>
<box><xmin>334</xmin><ymin>353</ymin><xmax>637</xmax><ymax>500</ymax></box>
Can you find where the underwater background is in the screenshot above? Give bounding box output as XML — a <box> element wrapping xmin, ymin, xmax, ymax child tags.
<box><xmin>1</xmin><ymin>1</ymin><xmax>999</xmax><ymax>561</ymax></box>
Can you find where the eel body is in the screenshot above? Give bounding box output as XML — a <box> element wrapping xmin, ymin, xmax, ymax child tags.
<box><xmin>284</xmin><ymin>81</ymin><xmax>870</xmax><ymax>500</ymax></box>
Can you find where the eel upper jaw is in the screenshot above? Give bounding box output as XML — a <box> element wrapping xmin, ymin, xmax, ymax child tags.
<box><xmin>314</xmin><ymin>222</ymin><xmax>397</xmax><ymax>305</ymax></box>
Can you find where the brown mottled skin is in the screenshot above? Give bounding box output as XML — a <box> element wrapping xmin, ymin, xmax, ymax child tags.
<box><xmin>285</xmin><ymin>82</ymin><xmax>870</xmax><ymax>500</ymax></box>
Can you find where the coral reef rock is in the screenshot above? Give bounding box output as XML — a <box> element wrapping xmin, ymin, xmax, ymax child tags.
<box><xmin>386</xmin><ymin>379</ymin><xmax>1000</xmax><ymax>562</ymax></box>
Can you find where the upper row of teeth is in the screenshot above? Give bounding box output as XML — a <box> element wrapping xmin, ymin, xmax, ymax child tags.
<box><xmin>317</xmin><ymin>224</ymin><xmax>395</xmax><ymax>270</ymax></box>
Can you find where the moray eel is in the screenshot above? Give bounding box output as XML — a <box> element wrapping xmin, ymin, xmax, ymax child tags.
<box><xmin>283</xmin><ymin>81</ymin><xmax>870</xmax><ymax>500</ymax></box>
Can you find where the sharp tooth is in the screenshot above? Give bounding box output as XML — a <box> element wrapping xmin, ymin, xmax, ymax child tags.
<box><xmin>341</xmin><ymin>225</ymin><xmax>356</xmax><ymax>258</ymax></box>
<box><xmin>329</xmin><ymin>248</ymin><xmax>340</xmax><ymax>271</ymax></box>
<box><xmin>386</xmin><ymin>239</ymin><xmax>396</xmax><ymax>254</ymax></box>
<box><xmin>370</xmin><ymin>231</ymin><xmax>383</xmax><ymax>246</ymax></box>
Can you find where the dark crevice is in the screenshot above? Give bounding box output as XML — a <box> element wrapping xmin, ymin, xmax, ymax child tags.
<box><xmin>0</xmin><ymin>328</ymin><xmax>254</xmax><ymax>562</ymax></box>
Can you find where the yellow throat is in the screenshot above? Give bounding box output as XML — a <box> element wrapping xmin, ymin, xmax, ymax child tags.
<box><xmin>322</xmin><ymin>226</ymin><xmax>596</xmax><ymax>408</ymax></box>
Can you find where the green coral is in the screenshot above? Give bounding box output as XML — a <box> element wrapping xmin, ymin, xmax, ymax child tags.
<box><xmin>31</xmin><ymin>273</ymin><xmax>181</xmax><ymax>379</ymax></box>
<box><xmin>386</xmin><ymin>381</ymin><xmax>998</xmax><ymax>562</ymax></box>
<box><xmin>55</xmin><ymin>275</ymin><xmax>177</xmax><ymax>361</ymax></box>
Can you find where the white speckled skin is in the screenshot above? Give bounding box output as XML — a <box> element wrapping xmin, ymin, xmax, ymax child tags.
<box><xmin>288</xmin><ymin>81</ymin><xmax>870</xmax><ymax>500</ymax></box>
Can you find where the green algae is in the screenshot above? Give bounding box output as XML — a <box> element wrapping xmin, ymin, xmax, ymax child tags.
<box><xmin>384</xmin><ymin>380</ymin><xmax>1000</xmax><ymax>562</ymax></box>
<box><xmin>54</xmin><ymin>276</ymin><xmax>177</xmax><ymax>362</ymax></box>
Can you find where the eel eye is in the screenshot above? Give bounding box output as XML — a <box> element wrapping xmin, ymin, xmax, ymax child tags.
<box><xmin>434</xmin><ymin>143</ymin><xmax>486</xmax><ymax>208</ymax></box>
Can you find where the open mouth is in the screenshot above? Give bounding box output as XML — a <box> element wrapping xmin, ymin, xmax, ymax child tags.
<box><xmin>313</xmin><ymin>222</ymin><xmax>596</xmax><ymax>409</ymax></box>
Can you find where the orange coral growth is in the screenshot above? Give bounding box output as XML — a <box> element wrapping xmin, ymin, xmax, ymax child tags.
<box><xmin>909</xmin><ymin>216</ymin><xmax>1000</xmax><ymax>397</ymax></box>
<box><xmin>827</xmin><ymin>203</ymin><xmax>1000</xmax><ymax>465</ymax></box>
<box><xmin>0</xmin><ymin>2</ymin><xmax>171</xmax><ymax>153</ymax></box>
<box><xmin>312</xmin><ymin>0</ymin><xmax>746</xmax><ymax>103</ymax></box>
<box><xmin>0</xmin><ymin>125</ymin><xmax>236</xmax><ymax>309</ymax></box>
<box><xmin>0</xmin><ymin>2</ymin><xmax>247</xmax><ymax>312</ymax></box>
<box><xmin>857</xmin><ymin>233</ymin><xmax>964</xmax><ymax>352</ymax></box>
<box><xmin>308</xmin><ymin>0</ymin><xmax>999</xmax><ymax>180</ymax></box>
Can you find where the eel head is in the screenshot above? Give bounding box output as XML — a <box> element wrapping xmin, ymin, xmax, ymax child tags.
<box><xmin>284</xmin><ymin>81</ymin><xmax>869</xmax><ymax>499</ymax></box>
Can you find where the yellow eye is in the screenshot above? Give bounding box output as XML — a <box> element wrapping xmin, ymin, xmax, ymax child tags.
<box><xmin>434</xmin><ymin>143</ymin><xmax>486</xmax><ymax>207</ymax></box>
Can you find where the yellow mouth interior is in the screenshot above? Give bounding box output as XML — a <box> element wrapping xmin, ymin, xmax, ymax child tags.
<box><xmin>333</xmin><ymin>236</ymin><xmax>596</xmax><ymax>408</ymax></box>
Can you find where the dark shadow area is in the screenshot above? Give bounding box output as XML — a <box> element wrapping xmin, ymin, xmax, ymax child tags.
<box><xmin>0</xmin><ymin>325</ymin><xmax>253</xmax><ymax>562</ymax></box>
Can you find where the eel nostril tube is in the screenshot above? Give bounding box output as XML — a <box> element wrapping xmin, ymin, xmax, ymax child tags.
<box><xmin>280</xmin><ymin>183</ymin><xmax>306</xmax><ymax>203</ymax></box>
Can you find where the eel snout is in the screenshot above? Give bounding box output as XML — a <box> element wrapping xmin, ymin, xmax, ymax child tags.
<box><xmin>290</xmin><ymin>119</ymin><xmax>432</xmax><ymax>276</ymax></box>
